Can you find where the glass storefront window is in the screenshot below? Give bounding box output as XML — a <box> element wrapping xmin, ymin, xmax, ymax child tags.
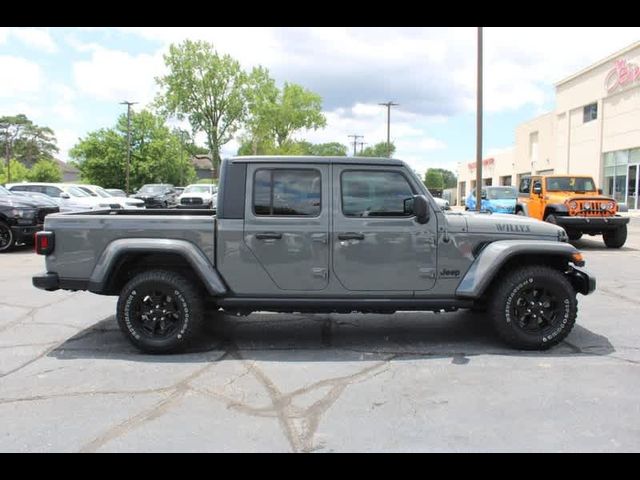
<box><xmin>603</xmin><ymin>148</ymin><xmax>640</xmax><ymax>208</ymax></box>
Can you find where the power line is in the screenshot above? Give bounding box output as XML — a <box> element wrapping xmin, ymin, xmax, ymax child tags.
<box><xmin>120</xmin><ymin>101</ymin><xmax>138</xmax><ymax>195</ymax></box>
<box><xmin>347</xmin><ymin>134</ymin><xmax>364</xmax><ymax>157</ymax></box>
<box><xmin>378</xmin><ymin>101</ymin><xmax>399</xmax><ymax>157</ymax></box>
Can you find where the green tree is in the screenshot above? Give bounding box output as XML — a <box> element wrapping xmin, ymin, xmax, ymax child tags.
<box><xmin>307</xmin><ymin>142</ymin><xmax>348</xmax><ymax>156</ymax></box>
<box><xmin>424</xmin><ymin>169</ymin><xmax>445</xmax><ymax>190</ymax></box>
<box><xmin>267</xmin><ymin>83</ymin><xmax>326</xmax><ymax>148</ymax></box>
<box><xmin>155</xmin><ymin>40</ymin><xmax>248</xmax><ymax>175</ymax></box>
<box><xmin>360</xmin><ymin>141</ymin><xmax>396</xmax><ymax>157</ymax></box>
<box><xmin>70</xmin><ymin>110</ymin><xmax>196</xmax><ymax>191</ymax></box>
<box><xmin>27</xmin><ymin>159</ymin><xmax>62</xmax><ymax>182</ymax></box>
<box><xmin>244</xmin><ymin>66</ymin><xmax>279</xmax><ymax>154</ymax></box>
<box><xmin>0</xmin><ymin>114</ymin><xmax>59</xmax><ymax>180</ymax></box>
<box><xmin>425</xmin><ymin>168</ymin><xmax>457</xmax><ymax>189</ymax></box>
<box><xmin>0</xmin><ymin>159</ymin><xmax>30</xmax><ymax>184</ymax></box>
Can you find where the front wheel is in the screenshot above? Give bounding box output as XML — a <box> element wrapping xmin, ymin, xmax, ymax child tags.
<box><xmin>516</xmin><ymin>209</ymin><xmax>525</xmax><ymax>216</ymax></box>
<box><xmin>603</xmin><ymin>225</ymin><xmax>627</xmax><ymax>248</ymax></box>
<box><xmin>0</xmin><ymin>221</ymin><xmax>16</xmax><ymax>253</ymax></box>
<box><xmin>117</xmin><ymin>270</ymin><xmax>204</xmax><ymax>354</ymax></box>
<box><xmin>489</xmin><ymin>266</ymin><xmax>577</xmax><ymax>350</ymax></box>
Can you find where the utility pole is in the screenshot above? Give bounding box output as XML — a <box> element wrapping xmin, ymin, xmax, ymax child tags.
<box><xmin>379</xmin><ymin>101</ymin><xmax>399</xmax><ymax>157</ymax></box>
<box><xmin>348</xmin><ymin>134</ymin><xmax>363</xmax><ymax>157</ymax></box>
<box><xmin>358</xmin><ymin>141</ymin><xmax>367</xmax><ymax>155</ymax></box>
<box><xmin>475</xmin><ymin>27</ymin><xmax>483</xmax><ymax>212</ymax></box>
<box><xmin>120</xmin><ymin>101</ymin><xmax>137</xmax><ymax>195</ymax></box>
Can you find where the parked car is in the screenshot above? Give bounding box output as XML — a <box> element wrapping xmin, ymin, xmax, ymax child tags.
<box><xmin>0</xmin><ymin>185</ymin><xmax>59</xmax><ymax>252</ymax></box>
<box><xmin>105</xmin><ymin>188</ymin><xmax>128</xmax><ymax>198</ymax></box>
<box><xmin>177</xmin><ymin>184</ymin><xmax>217</xmax><ymax>209</ymax></box>
<box><xmin>465</xmin><ymin>186</ymin><xmax>518</xmax><ymax>214</ymax></box>
<box><xmin>6</xmin><ymin>182</ymin><xmax>123</xmax><ymax>211</ymax></box>
<box><xmin>131</xmin><ymin>184</ymin><xmax>178</xmax><ymax>208</ymax></box>
<box><xmin>33</xmin><ymin>156</ymin><xmax>594</xmax><ymax>354</ymax></box>
<box><xmin>516</xmin><ymin>175</ymin><xmax>629</xmax><ymax>248</ymax></box>
<box><xmin>433</xmin><ymin>197</ymin><xmax>450</xmax><ymax>211</ymax></box>
<box><xmin>75</xmin><ymin>184</ymin><xmax>145</xmax><ymax>210</ymax></box>
<box><xmin>174</xmin><ymin>187</ymin><xmax>185</xmax><ymax>196</ymax></box>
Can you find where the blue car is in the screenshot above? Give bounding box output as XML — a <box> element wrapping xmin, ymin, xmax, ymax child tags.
<box><xmin>465</xmin><ymin>186</ymin><xmax>517</xmax><ymax>214</ymax></box>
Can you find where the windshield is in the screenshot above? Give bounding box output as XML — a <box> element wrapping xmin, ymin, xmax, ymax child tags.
<box><xmin>93</xmin><ymin>187</ymin><xmax>113</xmax><ymax>198</ymax></box>
<box><xmin>487</xmin><ymin>187</ymin><xmax>517</xmax><ymax>199</ymax></box>
<box><xmin>546</xmin><ymin>177</ymin><xmax>596</xmax><ymax>192</ymax></box>
<box><xmin>184</xmin><ymin>185</ymin><xmax>212</xmax><ymax>194</ymax></box>
<box><xmin>66</xmin><ymin>186</ymin><xmax>91</xmax><ymax>198</ymax></box>
<box><xmin>78</xmin><ymin>186</ymin><xmax>98</xmax><ymax>197</ymax></box>
<box><xmin>139</xmin><ymin>185</ymin><xmax>167</xmax><ymax>194</ymax></box>
<box><xmin>0</xmin><ymin>186</ymin><xmax>10</xmax><ymax>195</ymax></box>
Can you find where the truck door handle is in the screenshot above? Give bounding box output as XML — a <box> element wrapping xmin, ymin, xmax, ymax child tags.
<box><xmin>338</xmin><ymin>233</ymin><xmax>365</xmax><ymax>241</ymax></box>
<box><xmin>256</xmin><ymin>232</ymin><xmax>283</xmax><ymax>240</ymax></box>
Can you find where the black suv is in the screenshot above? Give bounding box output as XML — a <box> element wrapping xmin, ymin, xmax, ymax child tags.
<box><xmin>131</xmin><ymin>184</ymin><xmax>177</xmax><ymax>208</ymax></box>
<box><xmin>0</xmin><ymin>185</ymin><xmax>59</xmax><ymax>252</ymax></box>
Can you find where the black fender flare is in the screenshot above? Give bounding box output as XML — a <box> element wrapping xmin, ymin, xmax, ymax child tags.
<box><xmin>456</xmin><ymin>240</ymin><xmax>584</xmax><ymax>299</ymax></box>
<box><xmin>88</xmin><ymin>238</ymin><xmax>228</xmax><ymax>296</ymax></box>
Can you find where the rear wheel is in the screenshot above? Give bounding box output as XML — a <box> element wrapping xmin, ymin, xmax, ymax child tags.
<box><xmin>567</xmin><ymin>230</ymin><xmax>582</xmax><ymax>241</ymax></box>
<box><xmin>603</xmin><ymin>224</ymin><xmax>627</xmax><ymax>248</ymax></box>
<box><xmin>117</xmin><ymin>270</ymin><xmax>204</xmax><ymax>354</ymax></box>
<box><xmin>489</xmin><ymin>265</ymin><xmax>577</xmax><ymax>350</ymax></box>
<box><xmin>545</xmin><ymin>214</ymin><xmax>557</xmax><ymax>224</ymax></box>
<box><xmin>0</xmin><ymin>222</ymin><xmax>16</xmax><ymax>253</ymax></box>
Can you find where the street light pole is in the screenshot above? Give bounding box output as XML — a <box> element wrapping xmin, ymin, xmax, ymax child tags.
<box><xmin>120</xmin><ymin>101</ymin><xmax>137</xmax><ymax>195</ymax></box>
<box><xmin>379</xmin><ymin>101</ymin><xmax>399</xmax><ymax>157</ymax></box>
<box><xmin>475</xmin><ymin>27</ymin><xmax>483</xmax><ymax>212</ymax></box>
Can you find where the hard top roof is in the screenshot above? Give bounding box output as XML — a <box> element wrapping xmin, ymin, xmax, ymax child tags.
<box><xmin>228</xmin><ymin>155</ymin><xmax>405</xmax><ymax>166</ymax></box>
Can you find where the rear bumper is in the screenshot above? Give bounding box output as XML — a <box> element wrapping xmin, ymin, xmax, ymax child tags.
<box><xmin>568</xmin><ymin>267</ymin><xmax>596</xmax><ymax>296</ymax></box>
<box><xmin>555</xmin><ymin>215</ymin><xmax>629</xmax><ymax>232</ymax></box>
<box><xmin>33</xmin><ymin>272</ymin><xmax>59</xmax><ymax>291</ymax></box>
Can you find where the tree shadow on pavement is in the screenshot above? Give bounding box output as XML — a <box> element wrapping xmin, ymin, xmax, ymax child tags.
<box><xmin>48</xmin><ymin>309</ymin><xmax>615</xmax><ymax>364</ymax></box>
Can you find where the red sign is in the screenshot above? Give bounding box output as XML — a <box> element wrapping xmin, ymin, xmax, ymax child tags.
<box><xmin>468</xmin><ymin>157</ymin><xmax>494</xmax><ymax>170</ymax></box>
<box><xmin>605</xmin><ymin>59</ymin><xmax>640</xmax><ymax>94</ymax></box>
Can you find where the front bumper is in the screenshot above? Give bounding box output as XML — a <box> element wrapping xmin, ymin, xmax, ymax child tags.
<box><xmin>567</xmin><ymin>267</ymin><xmax>596</xmax><ymax>296</ymax></box>
<box><xmin>11</xmin><ymin>223</ymin><xmax>42</xmax><ymax>243</ymax></box>
<box><xmin>555</xmin><ymin>215</ymin><xmax>629</xmax><ymax>232</ymax></box>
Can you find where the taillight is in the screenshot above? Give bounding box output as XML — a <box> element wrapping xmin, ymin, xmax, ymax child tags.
<box><xmin>35</xmin><ymin>231</ymin><xmax>55</xmax><ymax>255</ymax></box>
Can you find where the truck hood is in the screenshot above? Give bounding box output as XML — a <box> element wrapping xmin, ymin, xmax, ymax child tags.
<box><xmin>455</xmin><ymin>211</ymin><xmax>565</xmax><ymax>239</ymax></box>
<box><xmin>0</xmin><ymin>195</ymin><xmax>41</xmax><ymax>208</ymax></box>
<box><xmin>546</xmin><ymin>192</ymin><xmax>612</xmax><ymax>204</ymax></box>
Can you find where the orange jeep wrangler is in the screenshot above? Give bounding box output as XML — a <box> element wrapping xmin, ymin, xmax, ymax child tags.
<box><xmin>516</xmin><ymin>175</ymin><xmax>629</xmax><ymax>248</ymax></box>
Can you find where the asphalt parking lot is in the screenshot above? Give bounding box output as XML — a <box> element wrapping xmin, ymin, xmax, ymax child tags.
<box><xmin>1</xmin><ymin>219</ymin><xmax>639</xmax><ymax>452</ymax></box>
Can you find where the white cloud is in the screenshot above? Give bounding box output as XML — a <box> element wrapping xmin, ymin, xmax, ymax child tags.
<box><xmin>0</xmin><ymin>56</ymin><xmax>43</xmax><ymax>98</ymax></box>
<box><xmin>72</xmin><ymin>47</ymin><xmax>164</xmax><ymax>106</ymax></box>
<box><xmin>55</xmin><ymin>128</ymin><xmax>82</xmax><ymax>161</ymax></box>
<box><xmin>9</xmin><ymin>28</ymin><xmax>57</xmax><ymax>53</ymax></box>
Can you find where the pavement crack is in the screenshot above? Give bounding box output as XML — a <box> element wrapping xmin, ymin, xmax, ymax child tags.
<box><xmin>77</xmin><ymin>351</ymin><xmax>228</xmax><ymax>452</ymax></box>
<box><xmin>196</xmin><ymin>347</ymin><xmax>395</xmax><ymax>453</ymax></box>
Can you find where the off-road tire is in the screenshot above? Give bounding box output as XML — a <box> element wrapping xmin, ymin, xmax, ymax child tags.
<box><xmin>117</xmin><ymin>270</ymin><xmax>204</xmax><ymax>354</ymax></box>
<box><xmin>567</xmin><ymin>230</ymin><xmax>582</xmax><ymax>241</ymax></box>
<box><xmin>516</xmin><ymin>209</ymin><xmax>525</xmax><ymax>216</ymax></box>
<box><xmin>603</xmin><ymin>224</ymin><xmax>627</xmax><ymax>248</ymax></box>
<box><xmin>545</xmin><ymin>214</ymin><xmax>557</xmax><ymax>225</ymax></box>
<box><xmin>0</xmin><ymin>221</ymin><xmax>16</xmax><ymax>253</ymax></box>
<box><xmin>489</xmin><ymin>265</ymin><xmax>577</xmax><ymax>350</ymax></box>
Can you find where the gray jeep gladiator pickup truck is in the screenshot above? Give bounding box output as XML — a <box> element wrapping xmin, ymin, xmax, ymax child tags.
<box><xmin>32</xmin><ymin>156</ymin><xmax>595</xmax><ymax>353</ymax></box>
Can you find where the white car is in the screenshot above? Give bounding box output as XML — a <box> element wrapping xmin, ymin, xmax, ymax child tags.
<box><xmin>433</xmin><ymin>197</ymin><xmax>451</xmax><ymax>211</ymax></box>
<box><xmin>6</xmin><ymin>182</ymin><xmax>120</xmax><ymax>211</ymax></box>
<box><xmin>75</xmin><ymin>184</ymin><xmax>145</xmax><ymax>210</ymax></box>
<box><xmin>177</xmin><ymin>184</ymin><xmax>217</xmax><ymax>209</ymax></box>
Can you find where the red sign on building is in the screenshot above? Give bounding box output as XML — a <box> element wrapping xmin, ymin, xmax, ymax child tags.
<box><xmin>468</xmin><ymin>157</ymin><xmax>495</xmax><ymax>170</ymax></box>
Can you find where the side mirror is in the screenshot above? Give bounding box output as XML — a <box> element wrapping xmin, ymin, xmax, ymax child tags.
<box><xmin>481</xmin><ymin>192</ymin><xmax>487</xmax><ymax>200</ymax></box>
<box><xmin>597</xmin><ymin>188</ymin><xmax>603</xmax><ymax>195</ymax></box>
<box><xmin>533</xmin><ymin>184</ymin><xmax>542</xmax><ymax>195</ymax></box>
<box><xmin>60</xmin><ymin>192</ymin><xmax>70</xmax><ymax>199</ymax></box>
<box><xmin>412</xmin><ymin>195</ymin><xmax>430</xmax><ymax>224</ymax></box>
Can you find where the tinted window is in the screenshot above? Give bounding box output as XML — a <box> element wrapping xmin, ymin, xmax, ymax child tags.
<box><xmin>519</xmin><ymin>177</ymin><xmax>531</xmax><ymax>194</ymax></box>
<box><xmin>342</xmin><ymin>170</ymin><xmax>414</xmax><ymax>217</ymax></box>
<box><xmin>44</xmin><ymin>186</ymin><xmax>62</xmax><ymax>197</ymax></box>
<box><xmin>253</xmin><ymin>169</ymin><xmax>321</xmax><ymax>216</ymax></box>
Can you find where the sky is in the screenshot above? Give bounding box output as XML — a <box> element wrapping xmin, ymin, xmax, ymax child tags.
<box><xmin>1</xmin><ymin>27</ymin><xmax>639</xmax><ymax>176</ymax></box>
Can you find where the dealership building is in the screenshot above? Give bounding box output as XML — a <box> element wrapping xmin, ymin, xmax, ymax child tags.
<box><xmin>457</xmin><ymin>40</ymin><xmax>640</xmax><ymax>210</ymax></box>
